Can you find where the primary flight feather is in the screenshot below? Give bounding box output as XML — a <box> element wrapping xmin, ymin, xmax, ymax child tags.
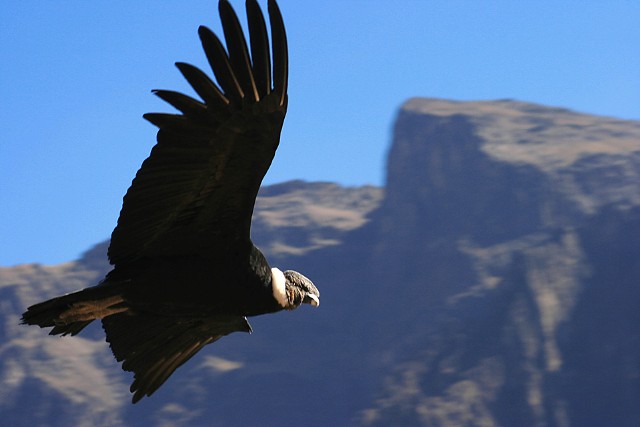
<box><xmin>21</xmin><ymin>0</ymin><xmax>319</xmax><ymax>404</ymax></box>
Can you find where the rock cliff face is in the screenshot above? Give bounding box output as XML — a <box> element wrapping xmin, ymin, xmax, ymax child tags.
<box><xmin>358</xmin><ymin>98</ymin><xmax>640</xmax><ymax>426</ymax></box>
<box><xmin>1</xmin><ymin>98</ymin><xmax>639</xmax><ymax>426</ymax></box>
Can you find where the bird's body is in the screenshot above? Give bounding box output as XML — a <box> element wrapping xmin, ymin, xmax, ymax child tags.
<box><xmin>107</xmin><ymin>250</ymin><xmax>277</xmax><ymax>317</ymax></box>
<box><xmin>21</xmin><ymin>0</ymin><xmax>319</xmax><ymax>403</ymax></box>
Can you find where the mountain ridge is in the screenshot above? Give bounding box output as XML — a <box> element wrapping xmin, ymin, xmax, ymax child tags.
<box><xmin>2</xmin><ymin>98</ymin><xmax>639</xmax><ymax>426</ymax></box>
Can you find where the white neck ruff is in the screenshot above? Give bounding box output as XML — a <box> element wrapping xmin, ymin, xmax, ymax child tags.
<box><xmin>271</xmin><ymin>268</ymin><xmax>288</xmax><ymax>308</ymax></box>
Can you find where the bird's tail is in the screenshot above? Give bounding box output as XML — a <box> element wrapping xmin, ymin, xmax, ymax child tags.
<box><xmin>21</xmin><ymin>284</ymin><xmax>129</xmax><ymax>336</ymax></box>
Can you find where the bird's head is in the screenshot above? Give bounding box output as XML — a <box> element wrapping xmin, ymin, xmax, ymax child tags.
<box><xmin>271</xmin><ymin>268</ymin><xmax>319</xmax><ymax>310</ymax></box>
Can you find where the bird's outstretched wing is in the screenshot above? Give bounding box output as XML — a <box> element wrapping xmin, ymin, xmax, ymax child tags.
<box><xmin>108</xmin><ymin>0</ymin><xmax>288</xmax><ymax>265</ymax></box>
<box><xmin>102</xmin><ymin>312</ymin><xmax>252</xmax><ymax>403</ymax></box>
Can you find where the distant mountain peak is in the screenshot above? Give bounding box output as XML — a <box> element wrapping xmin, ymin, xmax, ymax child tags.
<box><xmin>401</xmin><ymin>98</ymin><xmax>640</xmax><ymax>173</ymax></box>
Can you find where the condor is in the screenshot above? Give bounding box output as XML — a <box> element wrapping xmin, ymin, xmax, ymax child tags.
<box><xmin>22</xmin><ymin>0</ymin><xmax>319</xmax><ymax>403</ymax></box>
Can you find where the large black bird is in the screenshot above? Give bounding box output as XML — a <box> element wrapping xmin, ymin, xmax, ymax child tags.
<box><xmin>21</xmin><ymin>0</ymin><xmax>319</xmax><ymax>403</ymax></box>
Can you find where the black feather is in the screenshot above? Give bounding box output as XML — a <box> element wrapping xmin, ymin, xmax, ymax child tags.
<box><xmin>103</xmin><ymin>312</ymin><xmax>251</xmax><ymax>403</ymax></box>
<box><xmin>198</xmin><ymin>25</ymin><xmax>244</xmax><ymax>103</ymax></box>
<box><xmin>219</xmin><ymin>0</ymin><xmax>259</xmax><ymax>101</ymax></box>
<box><xmin>151</xmin><ymin>90</ymin><xmax>208</xmax><ymax>121</ymax></box>
<box><xmin>142</xmin><ymin>113</ymin><xmax>187</xmax><ymax>129</ymax></box>
<box><xmin>175</xmin><ymin>62</ymin><xmax>229</xmax><ymax>108</ymax></box>
<box><xmin>268</xmin><ymin>0</ymin><xmax>288</xmax><ymax>106</ymax></box>
<box><xmin>246</xmin><ymin>0</ymin><xmax>271</xmax><ymax>98</ymax></box>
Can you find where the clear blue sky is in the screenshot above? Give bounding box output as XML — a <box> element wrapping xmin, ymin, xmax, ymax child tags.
<box><xmin>2</xmin><ymin>0</ymin><xmax>639</xmax><ymax>266</ymax></box>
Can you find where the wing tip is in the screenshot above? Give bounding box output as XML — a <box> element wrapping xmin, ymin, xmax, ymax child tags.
<box><xmin>267</xmin><ymin>0</ymin><xmax>288</xmax><ymax>106</ymax></box>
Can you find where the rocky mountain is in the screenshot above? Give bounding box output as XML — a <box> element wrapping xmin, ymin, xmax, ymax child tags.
<box><xmin>1</xmin><ymin>98</ymin><xmax>639</xmax><ymax>426</ymax></box>
<box><xmin>356</xmin><ymin>98</ymin><xmax>640</xmax><ymax>426</ymax></box>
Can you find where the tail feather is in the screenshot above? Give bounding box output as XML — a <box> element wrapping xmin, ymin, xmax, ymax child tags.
<box><xmin>21</xmin><ymin>286</ymin><xmax>129</xmax><ymax>337</ymax></box>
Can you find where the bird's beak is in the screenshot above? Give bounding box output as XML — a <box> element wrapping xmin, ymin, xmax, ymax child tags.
<box><xmin>303</xmin><ymin>294</ymin><xmax>320</xmax><ymax>307</ymax></box>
